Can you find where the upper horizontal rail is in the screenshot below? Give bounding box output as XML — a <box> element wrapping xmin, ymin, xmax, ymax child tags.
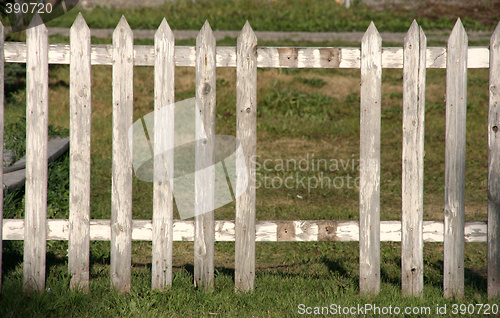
<box><xmin>3</xmin><ymin>43</ymin><xmax>489</xmax><ymax>68</ymax></box>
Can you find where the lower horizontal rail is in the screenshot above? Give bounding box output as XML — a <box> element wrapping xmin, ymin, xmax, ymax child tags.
<box><xmin>2</xmin><ymin>219</ymin><xmax>486</xmax><ymax>242</ymax></box>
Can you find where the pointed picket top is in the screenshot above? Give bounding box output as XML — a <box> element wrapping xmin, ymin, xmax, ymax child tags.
<box><xmin>238</xmin><ymin>21</ymin><xmax>257</xmax><ymax>45</ymax></box>
<box><xmin>404</xmin><ymin>20</ymin><xmax>426</xmax><ymax>51</ymax></box>
<box><xmin>155</xmin><ymin>18</ymin><xmax>174</xmax><ymax>41</ymax></box>
<box><xmin>491</xmin><ymin>21</ymin><xmax>500</xmax><ymax>48</ymax></box>
<box><xmin>197</xmin><ymin>20</ymin><xmax>214</xmax><ymax>42</ymax></box>
<box><xmin>28</xmin><ymin>13</ymin><xmax>46</xmax><ymax>31</ymax></box>
<box><xmin>71</xmin><ymin>12</ymin><xmax>89</xmax><ymax>29</ymax></box>
<box><xmin>196</xmin><ymin>20</ymin><xmax>215</xmax><ymax>43</ymax></box>
<box><xmin>114</xmin><ymin>15</ymin><xmax>132</xmax><ymax>38</ymax></box>
<box><xmin>404</xmin><ymin>20</ymin><xmax>419</xmax><ymax>43</ymax></box>
<box><xmin>70</xmin><ymin>13</ymin><xmax>90</xmax><ymax>38</ymax></box>
<box><xmin>362</xmin><ymin>21</ymin><xmax>381</xmax><ymax>42</ymax></box>
<box><xmin>196</xmin><ymin>20</ymin><xmax>216</xmax><ymax>67</ymax></box>
<box><xmin>449</xmin><ymin>18</ymin><xmax>467</xmax><ymax>44</ymax></box>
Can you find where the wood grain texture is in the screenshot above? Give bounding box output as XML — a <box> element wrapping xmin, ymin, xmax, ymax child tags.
<box><xmin>401</xmin><ymin>21</ymin><xmax>426</xmax><ymax>296</ymax></box>
<box><xmin>111</xmin><ymin>16</ymin><xmax>134</xmax><ymax>292</ymax></box>
<box><xmin>0</xmin><ymin>21</ymin><xmax>3</xmax><ymax>294</ymax></box>
<box><xmin>2</xmin><ymin>219</ymin><xmax>487</xmax><ymax>242</ymax></box>
<box><xmin>194</xmin><ymin>21</ymin><xmax>216</xmax><ymax>291</ymax></box>
<box><xmin>444</xmin><ymin>19</ymin><xmax>467</xmax><ymax>299</ymax></box>
<box><xmin>23</xmin><ymin>15</ymin><xmax>49</xmax><ymax>293</ymax></box>
<box><xmin>488</xmin><ymin>22</ymin><xmax>500</xmax><ymax>299</ymax></box>
<box><xmin>151</xmin><ymin>19</ymin><xmax>175</xmax><ymax>291</ymax></box>
<box><xmin>2</xmin><ymin>42</ymin><xmax>490</xmax><ymax>68</ymax></box>
<box><xmin>68</xmin><ymin>13</ymin><xmax>92</xmax><ymax>293</ymax></box>
<box><xmin>359</xmin><ymin>22</ymin><xmax>382</xmax><ymax>296</ymax></box>
<box><xmin>235</xmin><ymin>22</ymin><xmax>257</xmax><ymax>292</ymax></box>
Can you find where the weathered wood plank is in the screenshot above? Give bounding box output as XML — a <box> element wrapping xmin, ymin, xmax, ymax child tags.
<box><xmin>2</xmin><ymin>43</ymin><xmax>490</xmax><ymax>68</ymax></box>
<box><xmin>235</xmin><ymin>22</ymin><xmax>257</xmax><ymax>292</ymax></box>
<box><xmin>110</xmin><ymin>16</ymin><xmax>134</xmax><ymax>292</ymax></box>
<box><xmin>68</xmin><ymin>13</ymin><xmax>92</xmax><ymax>293</ymax></box>
<box><xmin>24</xmin><ymin>15</ymin><xmax>49</xmax><ymax>293</ymax></box>
<box><xmin>444</xmin><ymin>19</ymin><xmax>467</xmax><ymax>299</ymax></box>
<box><xmin>151</xmin><ymin>19</ymin><xmax>175</xmax><ymax>291</ymax></box>
<box><xmin>359</xmin><ymin>22</ymin><xmax>382</xmax><ymax>296</ymax></box>
<box><xmin>401</xmin><ymin>21</ymin><xmax>426</xmax><ymax>297</ymax></box>
<box><xmin>0</xmin><ymin>21</ymin><xmax>4</xmax><ymax>294</ymax></box>
<box><xmin>194</xmin><ymin>21</ymin><xmax>216</xmax><ymax>291</ymax></box>
<box><xmin>2</xmin><ymin>219</ymin><xmax>487</xmax><ymax>242</ymax></box>
<box><xmin>488</xmin><ymin>22</ymin><xmax>500</xmax><ymax>299</ymax></box>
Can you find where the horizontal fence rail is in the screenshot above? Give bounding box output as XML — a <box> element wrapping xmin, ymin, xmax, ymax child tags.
<box><xmin>1</xmin><ymin>43</ymin><xmax>490</xmax><ymax>69</ymax></box>
<box><xmin>1</xmin><ymin>219</ymin><xmax>489</xmax><ymax>242</ymax></box>
<box><xmin>0</xmin><ymin>14</ymin><xmax>499</xmax><ymax>299</ymax></box>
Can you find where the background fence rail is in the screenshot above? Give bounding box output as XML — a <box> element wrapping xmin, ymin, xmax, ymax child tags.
<box><xmin>0</xmin><ymin>14</ymin><xmax>499</xmax><ymax>299</ymax></box>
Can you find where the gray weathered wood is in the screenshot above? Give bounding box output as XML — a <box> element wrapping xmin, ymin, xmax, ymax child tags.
<box><xmin>110</xmin><ymin>16</ymin><xmax>134</xmax><ymax>292</ymax></box>
<box><xmin>444</xmin><ymin>19</ymin><xmax>467</xmax><ymax>299</ymax></box>
<box><xmin>68</xmin><ymin>13</ymin><xmax>92</xmax><ymax>293</ymax></box>
<box><xmin>2</xmin><ymin>42</ymin><xmax>490</xmax><ymax>69</ymax></box>
<box><xmin>235</xmin><ymin>22</ymin><xmax>257</xmax><ymax>292</ymax></box>
<box><xmin>359</xmin><ymin>22</ymin><xmax>382</xmax><ymax>296</ymax></box>
<box><xmin>0</xmin><ymin>21</ymin><xmax>4</xmax><ymax>294</ymax></box>
<box><xmin>24</xmin><ymin>15</ymin><xmax>49</xmax><ymax>293</ymax></box>
<box><xmin>2</xmin><ymin>219</ymin><xmax>488</xmax><ymax>242</ymax></box>
<box><xmin>488</xmin><ymin>22</ymin><xmax>500</xmax><ymax>299</ymax></box>
<box><xmin>151</xmin><ymin>19</ymin><xmax>175</xmax><ymax>291</ymax></box>
<box><xmin>194</xmin><ymin>21</ymin><xmax>216</xmax><ymax>291</ymax></box>
<box><xmin>401</xmin><ymin>21</ymin><xmax>426</xmax><ymax>296</ymax></box>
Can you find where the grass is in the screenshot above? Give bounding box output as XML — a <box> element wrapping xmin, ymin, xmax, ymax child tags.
<box><xmin>0</xmin><ymin>4</ymin><xmax>499</xmax><ymax>317</ymax></box>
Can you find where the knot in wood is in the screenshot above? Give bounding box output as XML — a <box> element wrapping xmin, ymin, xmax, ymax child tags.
<box><xmin>203</xmin><ymin>83</ymin><xmax>211</xmax><ymax>94</ymax></box>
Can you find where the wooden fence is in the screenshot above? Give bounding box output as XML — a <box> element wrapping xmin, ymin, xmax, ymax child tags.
<box><xmin>0</xmin><ymin>14</ymin><xmax>499</xmax><ymax>299</ymax></box>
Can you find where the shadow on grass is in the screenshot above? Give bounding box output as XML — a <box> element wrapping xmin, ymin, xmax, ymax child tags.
<box><xmin>321</xmin><ymin>256</ymin><xmax>349</xmax><ymax>276</ymax></box>
<box><xmin>176</xmin><ymin>263</ymin><xmax>236</xmax><ymax>280</ymax></box>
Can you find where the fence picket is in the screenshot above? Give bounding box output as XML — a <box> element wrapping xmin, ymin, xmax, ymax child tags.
<box><xmin>68</xmin><ymin>13</ymin><xmax>92</xmax><ymax>292</ymax></box>
<box><xmin>401</xmin><ymin>21</ymin><xmax>426</xmax><ymax>296</ymax></box>
<box><xmin>24</xmin><ymin>14</ymin><xmax>49</xmax><ymax>293</ymax></box>
<box><xmin>359</xmin><ymin>22</ymin><xmax>382</xmax><ymax>296</ymax></box>
<box><xmin>111</xmin><ymin>16</ymin><xmax>134</xmax><ymax>292</ymax></box>
<box><xmin>151</xmin><ymin>19</ymin><xmax>175</xmax><ymax>290</ymax></box>
<box><xmin>194</xmin><ymin>21</ymin><xmax>216</xmax><ymax>291</ymax></box>
<box><xmin>0</xmin><ymin>21</ymin><xmax>4</xmax><ymax>294</ymax></box>
<box><xmin>444</xmin><ymin>19</ymin><xmax>468</xmax><ymax>299</ymax></box>
<box><xmin>235</xmin><ymin>22</ymin><xmax>257</xmax><ymax>292</ymax></box>
<box><xmin>488</xmin><ymin>22</ymin><xmax>500</xmax><ymax>298</ymax></box>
